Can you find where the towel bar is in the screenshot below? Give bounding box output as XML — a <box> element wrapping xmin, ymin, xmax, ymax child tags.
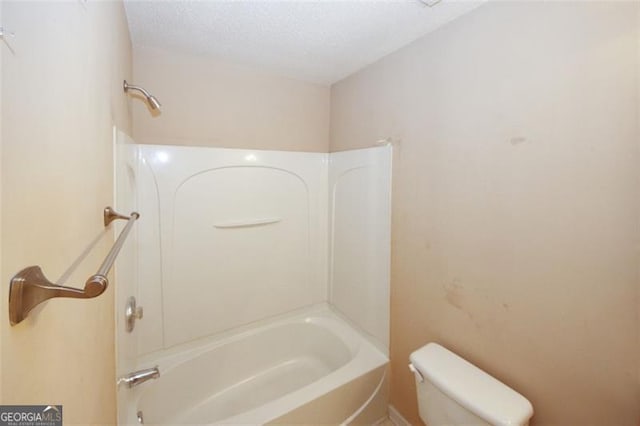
<box><xmin>8</xmin><ymin>207</ymin><xmax>139</xmax><ymax>325</ymax></box>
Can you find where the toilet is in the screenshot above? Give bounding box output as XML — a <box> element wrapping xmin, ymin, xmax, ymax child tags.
<box><xmin>409</xmin><ymin>343</ymin><xmax>534</xmax><ymax>426</ymax></box>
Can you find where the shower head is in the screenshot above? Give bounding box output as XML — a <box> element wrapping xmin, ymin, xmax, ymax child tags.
<box><xmin>123</xmin><ymin>80</ymin><xmax>162</xmax><ymax>111</ymax></box>
<box><xmin>146</xmin><ymin>94</ymin><xmax>161</xmax><ymax>111</ymax></box>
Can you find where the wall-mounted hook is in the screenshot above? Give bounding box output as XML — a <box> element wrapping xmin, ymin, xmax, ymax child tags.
<box><xmin>0</xmin><ymin>26</ymin><xmax>16</xmax><ymax>55</ymax></box>
<box><xmin>375</xmin><ymin>137</ymin><xmax>401</xmax><ymax>147</ymax></box>
<box><xmin>0</xmin><ymin>27</ymin><xmax>15</xmax><ymax>39</ymax></box>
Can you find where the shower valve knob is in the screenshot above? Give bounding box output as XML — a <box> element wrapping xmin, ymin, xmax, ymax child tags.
<box><xmin>125</xmin><ymin>296</ymin><xmax>143</xmax><ymax>332</ymax></box>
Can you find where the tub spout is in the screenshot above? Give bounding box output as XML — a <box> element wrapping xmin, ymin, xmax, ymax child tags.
<box><xmin>118</xmin><ymin>366</ymin><xmax>160</xmax><ymax>389</ymax></box>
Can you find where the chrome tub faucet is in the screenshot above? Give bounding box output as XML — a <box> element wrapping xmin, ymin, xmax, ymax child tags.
<box><xmin>118</xmin><ymin>366</ymin><xmax>160</xmax><ymax>389</ymax></box>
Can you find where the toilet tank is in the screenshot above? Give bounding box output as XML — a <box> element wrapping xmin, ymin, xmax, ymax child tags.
<box><xmin>409</xmin><ymin>343</ymin><xmax>533</xmax><ymax>426</ymax></box>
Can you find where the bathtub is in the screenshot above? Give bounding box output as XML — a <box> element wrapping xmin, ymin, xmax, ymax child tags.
<box><xmin>123</xmin><ymin>304</ymin><xmax>389</xmax><ymax>425</ymax></box>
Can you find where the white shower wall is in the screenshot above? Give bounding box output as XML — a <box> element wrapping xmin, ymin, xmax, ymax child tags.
<box><xmin>329</xmin><ymin>147</ymin><xmax>392</xmax><ymax>349</ymax></box>
<box><xmin>130</xmin><ymin>144</ymin><xmax>390</xmax><ymax>355</ymax></box>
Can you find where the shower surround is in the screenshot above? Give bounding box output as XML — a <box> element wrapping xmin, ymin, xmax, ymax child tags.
<box><xmin>115</xmin><ymin>138</ymin><xmax>392</xmax><ymax>424</ymax></box>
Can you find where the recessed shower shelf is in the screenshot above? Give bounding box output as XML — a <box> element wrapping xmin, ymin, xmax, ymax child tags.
<box><xmin>213</xmin><ymin>218</ymin><xmax>282</xmax><ymax>229</ymax></box>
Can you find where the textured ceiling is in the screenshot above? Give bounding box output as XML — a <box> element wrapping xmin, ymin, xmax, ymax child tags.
<box><xmin>124</xmin><ymin>0</ymin><xmax>484</xmax><ymax>85</ymax></box>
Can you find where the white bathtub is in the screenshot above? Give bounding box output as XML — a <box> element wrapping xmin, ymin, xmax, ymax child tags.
<box><xmin>123</xmin><ymin>305</ymin><xmax>389</xmax><ymax>425</ymax></box>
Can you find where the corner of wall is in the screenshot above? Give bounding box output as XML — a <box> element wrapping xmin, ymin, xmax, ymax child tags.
<box><xmin>636</xmin><ymin>0</ymin><xmax>640</xmax><ymax>394</ymax></box>
<box><xmin>0</xmin><ymin>0</ymin><xmax>4</xmax><ymax>405</ymax></box>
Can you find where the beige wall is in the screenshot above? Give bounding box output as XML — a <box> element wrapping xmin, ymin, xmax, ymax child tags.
<box><xmin>0</xmin><ymin>0</ymin><xmax>3</xmax><ymax>404</ymax></box>
<box><xmin>132</xmin><ymin>46</ymin><xmax>330</xmax><ymax>152</ymax></box>
<box><xmin>331</xmin><ymin>2</ymin><xmax>640</xmax><ymax>424</ymax></box>
<box><xmin>1</xmin><ymin>2</ymin><xmax>132</xmax><ymax>424</ymax></box>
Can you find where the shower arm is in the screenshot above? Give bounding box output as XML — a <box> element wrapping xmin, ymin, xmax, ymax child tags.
<box><xmin>123</xmin><ymin>81</ymin><xmax>153</xmax><ymax>99</ymax></box>
<box><xmin>123</xmin><ymin>80</ymin><xmax>161</xmax><ymax>111</ymax></box>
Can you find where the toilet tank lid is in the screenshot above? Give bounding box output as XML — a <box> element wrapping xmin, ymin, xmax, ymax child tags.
<box><xmin>410</xmin><ymin>343</ymin><xmax>533</xmax><ymax>426</ymax></box>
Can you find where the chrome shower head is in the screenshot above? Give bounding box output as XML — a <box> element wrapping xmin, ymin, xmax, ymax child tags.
<box><xmin>146</xmin><ymin>94</ymin><xmax>161</xmax><ymax>111</ymax></box>
<box><xmin>123</xmin><ymin>80</ymin><xmax>162</xmax><ymax>111</ymax></box>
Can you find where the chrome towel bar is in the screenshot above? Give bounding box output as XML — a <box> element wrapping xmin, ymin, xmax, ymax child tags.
<box><xmin>8</xmin><ymin>207</ymin><xmax>140</xmax><ymax>325</ymax></box>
